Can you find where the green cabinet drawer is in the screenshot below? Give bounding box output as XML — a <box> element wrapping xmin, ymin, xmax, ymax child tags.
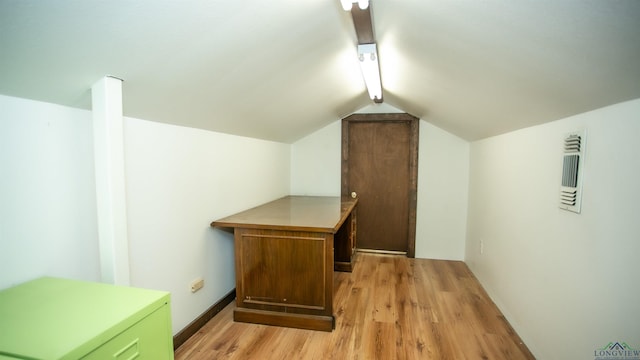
<box><xmin>0</xmin><ymin>277</ymin><xmax>174</xmax><ymax>360</ymax></box>
<box><xmin>83</xmin><ymin>303</ymin><xmax>172</xmax><ymax>360</ymax></box>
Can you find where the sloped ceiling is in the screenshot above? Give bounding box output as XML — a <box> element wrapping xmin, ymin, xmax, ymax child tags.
<box><xmin>1</xmin><ymin>0</ymin><xmax>639</xmax><ymax>143</ymax></box>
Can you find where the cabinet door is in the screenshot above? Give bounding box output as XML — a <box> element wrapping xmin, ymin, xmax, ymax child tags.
<box><xmin>82</xmin><ymin>305</ymin><xmax>173</xmax><ymax>360</ymax></box>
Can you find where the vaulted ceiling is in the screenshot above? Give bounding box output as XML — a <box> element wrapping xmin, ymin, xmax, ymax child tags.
<box><xmin>1</xmin><ymin>1</ymin><xmax>639</xmax><ymax>143</ymax></box>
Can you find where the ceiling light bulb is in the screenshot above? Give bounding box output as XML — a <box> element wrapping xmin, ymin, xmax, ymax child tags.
<box><xmin>341</xmin><ymin>0</ymin><xmax>369</xmax><ymax>11</ymax></box>
<box><xmin>357</xmin><ymin>43</ymin><xmax>382</xmax><ymax>101</ymax></box>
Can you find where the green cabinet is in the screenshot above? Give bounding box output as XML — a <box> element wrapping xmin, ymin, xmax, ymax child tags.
<box><xmin>0</xmin><ymin>277</ymin><xmax>174</xmax><ymax>359</ymax></box>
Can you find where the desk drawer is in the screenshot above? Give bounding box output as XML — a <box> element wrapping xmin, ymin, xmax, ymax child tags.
<box><xmin>82</xmin><ymin>304</ymin><xmax>173</xmax><ymax>360</ymax></box>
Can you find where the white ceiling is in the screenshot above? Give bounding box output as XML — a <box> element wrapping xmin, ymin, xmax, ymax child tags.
<box><xmin>1</xmin><ymin>0</ymin><xmax>639</xmax><ymax>143</ymax></box>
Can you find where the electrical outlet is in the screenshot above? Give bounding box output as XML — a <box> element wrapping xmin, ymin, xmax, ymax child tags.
<box><xmin>190</xmin><ymin>278</ymin><xmax>204</xmax><ymax>293</ymax></box>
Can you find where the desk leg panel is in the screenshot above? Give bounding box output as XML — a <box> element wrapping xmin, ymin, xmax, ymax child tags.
<box><xmin>333</xmin><ymin>207</ymin><xmax>357</xmax><ymax>272</ymax></box>
<box><xmin>233</xmin><ymin>228</ymin><xmax>334</xmax><ymax>328</ymax></box>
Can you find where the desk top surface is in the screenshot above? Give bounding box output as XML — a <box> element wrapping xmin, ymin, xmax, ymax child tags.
<box><xmin>211</xmin><ymin>196</ymin><xmax>357</xmax><ymax>233</ymax></box>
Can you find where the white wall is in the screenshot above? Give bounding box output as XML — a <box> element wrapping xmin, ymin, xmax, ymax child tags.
<box><xmin>415</xmin><ymin>122</ymin><xmax>469</xmax><ymax>260</ymax></box>
<box><xmin>291</xmin><ymin>116</ymin><xmax>469</xmax><ymax>260</ymax></box>
<box><xmin>0</xmin><ymin>94</ymin><xmax>291</xmax><ymax>335</ymax></box>
<box><xmin>0</xmin><ymin>95</ymin><xmax>100</xmax><ymax>289</ymax></box>
<box><xmin>465</xmin><ymin>99</ymin><xmax>640</xmax><ymax>360</ymax></box>
<box><xmin>290</xmin><ymin>120</ymin><xmax>341</xmax><ymax>196</ymax></box>
<box><xmin>124</xmin><ymin>118</ymin><xmax>290</xmax><ymax>334</ymax></box>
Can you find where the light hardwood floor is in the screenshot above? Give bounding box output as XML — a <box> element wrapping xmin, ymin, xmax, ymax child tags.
<box><xmin>175</xmin><ymin>253</ymin><xmax>535</xmax><ymax>359</ymax></box>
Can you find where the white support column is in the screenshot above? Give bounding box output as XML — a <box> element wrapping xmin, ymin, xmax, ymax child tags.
<box><xmin>92</xmin><ymin>76</ymin><xmax>130</xmax><ymax>285</ymax></box>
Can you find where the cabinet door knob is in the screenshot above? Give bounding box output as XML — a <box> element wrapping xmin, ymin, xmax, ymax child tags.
<box><xmin>351</xmin><ymin>191</ymin><xmax>357</xmax><ymax>199</ymax></box>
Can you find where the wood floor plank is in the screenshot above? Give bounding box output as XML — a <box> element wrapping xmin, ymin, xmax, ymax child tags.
<box><xmin>372</xmin><ymin>259</ymin><xmax>397</xmax><ymax>323</ymax></box>
<box><xmin>362</xmin><ymin>321</ymin><xmax>396</xmax><ymax>360</ymax></box>
<box><xmin>295</xmin><ymin>331</ymin><xmax>331</xmax><ymax>360</ymax></box>
<box><xmin>175</xmin><ymin>253</ymin><xmax>535</xmax><ymax>360</ymax></box>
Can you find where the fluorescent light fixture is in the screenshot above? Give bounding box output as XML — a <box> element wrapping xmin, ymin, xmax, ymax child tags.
<box><xmin>341</xmin><ymin>0</ymin><xmax>369</xmax><ymax>11</ymax></box>
<box><xmin>357</xmin><ymin>43</ymin><xmax>382</xmax><ymax>102</ymax></box>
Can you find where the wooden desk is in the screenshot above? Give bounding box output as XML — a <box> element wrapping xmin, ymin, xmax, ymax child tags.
<box><xmin>210</xmin><ymin>196</ymin><xmax>357</xmax><ymax>331</ymax></box>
